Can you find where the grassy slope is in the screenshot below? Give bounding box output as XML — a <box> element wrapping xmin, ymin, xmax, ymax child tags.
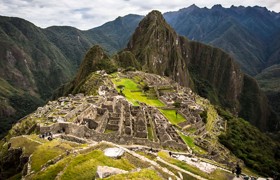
<box><xmin>111</xmin><ymin>77</ymin><xmax>164</xmax><ymax>107</ymax></box>
<box><xmin>178</xmin><ymin>132</ymin><xmax>207</xmax><ymax>155</ymax></box>
<box><xmin>60</xmin><ymin>150</ymin><xmax>135</xmax><ymax>180</ymax></box>
<box><xmin>159</xmin><ymin>109</ymin><xmax>186</xmax><ymax>125</ymax></box>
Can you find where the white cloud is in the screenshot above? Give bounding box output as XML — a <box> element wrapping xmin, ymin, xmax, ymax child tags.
<box><xmin>0</xmin><ymin>0</ymin><xmax>279</xmax><ymax>30</ymax></box>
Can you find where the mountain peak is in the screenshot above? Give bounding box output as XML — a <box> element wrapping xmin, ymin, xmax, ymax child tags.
<box><xmin>126</xmin><ymin>10</ymin><xmax>193</xmax><ymax>87</ymax></box>
<box><xmin>142</xmin><ymin>10</ymin><xmax>165</xmax><ymax>24</ymax></box>
<box><xmin>212</xmin><ymin>4</ymin><xmax>223</xmax><ymax>9</ymax></box>
<box><xmin>74</xmin><ymin>45</ymin><xmax>114</xmax><ymax>84</ymax></box>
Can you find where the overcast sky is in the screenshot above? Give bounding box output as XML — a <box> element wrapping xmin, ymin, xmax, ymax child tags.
<box><xmin>0</xmin><ymin>0</ymin><xmax>280</xmax><ymax>30</ymax></box>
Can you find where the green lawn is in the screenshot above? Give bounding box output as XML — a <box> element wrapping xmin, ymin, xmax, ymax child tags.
<box><xmin>29</xmin><ymin>156</ymin><xmax>72</xmax><ymax>180</ymax></box>
<box><xmin>10</xmin><ymin>135</ymin><xmax>42</xmax><ymax>155</ymax></box>
<box><xmin>178</xmin><ymin>132</ymin><xmax>207</xmax><ymax>155</ymax></box>
<box><xmin>60</xmin><ymin>150</ymin><xmax>135</xmax><ymax>180</ymax></box>
<box><xmin>111</xmin><ymin>77</ymin><xmax>165</xmax><ymax>107</ymax></box>
<box><xmin>31</xmin><ymin>139</ymin><xmax>80</xmax><ymax>172</ymax></box>
<box><xmin>159</xmin><ymin>109</ymin><xmax>186</xmax><ymax>125</ymax></box>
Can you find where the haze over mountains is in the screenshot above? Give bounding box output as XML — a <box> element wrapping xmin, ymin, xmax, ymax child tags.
<box><xmin>0</xmin><ymin>4</ymin><xmax>280</xmax><ymax>138</ymax></box>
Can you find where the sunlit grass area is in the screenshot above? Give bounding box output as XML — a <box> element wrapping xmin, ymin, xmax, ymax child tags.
<box><xmin>31</xmin><ymin>139</ymin><xmax>80</xmax><ymax>172</ymax></box>
<box><xmin>178</xmin><ymin>132</ymin><xmax>207</xmax><ymax>155</ymax></box>
<box><xmin>10</xmin><ymin>136</ymin><xmax>41</xmax><ymax>156</ymax></box>
<box><xmin>60</xmin><ymin>150</ymin><xmax>135</xmax><ymax>180</ymax></box>
<box><xmin>28</xmin><ymin>156</ymin><xmax>72</xmax><ymax>180</ymax></box>
<box><xmin>159</xmin><ymin>109</ymin><xmax>186</xmax><ymax>125</ymax></box>
<box><xmin>111</xmin><ymin>77</ymin><xmax>164</xmax><ymax>107</ymax></box>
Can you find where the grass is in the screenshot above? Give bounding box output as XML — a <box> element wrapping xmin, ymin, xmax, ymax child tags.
<box><xmin>159</xmin><ymin>109</ymin><xmax>186</xmax><ymax>125</ymax></box>
<box><xmin>111</xmin><ymin>77</ymin><xmax>165</xmax><ymax>107</ymax></box>
<box><xmin>123</xmin><ymin>152</ymin><xmax>152</xmax><ymax>169</ymax></box>
<box><xmin>9</xmin><ymin>136</ymin><xmax>41</xmax><ymax>155</ymax></box>
<box><xmin>184</xmin><ymin>127</ymin><xmax>197</xmax><ymax>133</ymax></box>
<box><xmin>178</xmin><ymin>132</ymin><xmax>207</xmax><ymax>155</ymax></box>
<box><xmin>136</xmin><ymin>151</ymin><xmax>157</xmax><ymax>160</ymax></box>
<box><xmin>104</xmin><ymin>129</ymin><xmax>116</xmax><ymax>134</ymax></box>
<box><xmin>31</xmin><ymin>139</ymin><xmax>79</xmax><ymax>172</ymax></box>
<box><xmin>147</xmin><ymin>126</ymin><xmax>154</xmax><ymax>141</ymax></box>
<box><xmin>205</xmin><ymin>105</ymin><xmax>218</xmax><ymax>131</ymax></box>
<box><xmin>104</xmin><ymin>168</ymin><xmax>163</xmax><ymax>180</ymax></box>
<box><xmin>29</xmin><ymin>156</ymin><xmax>72</xmax><ymax>180</ymax></box>
<box><xmin>60</xmin><ymin>150</ymin><xmax>135</xmax><ymax>180</ymax></box>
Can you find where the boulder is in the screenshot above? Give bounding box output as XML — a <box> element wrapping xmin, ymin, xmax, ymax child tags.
<box><xmin>104</xmin><ymin>148</ymin><xmax>125</xmax><ymax>158</ymax></box>
<box><xmin>95</xmin><ymin>166</ymin><xmax>128</xmax><ymax>179</ymax></box>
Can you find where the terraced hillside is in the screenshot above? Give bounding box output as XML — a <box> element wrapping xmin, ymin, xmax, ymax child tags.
<box><xmin>2</xmin><ymin>71</ymin><xmax>278</xmax><ymax>179</ymax></box>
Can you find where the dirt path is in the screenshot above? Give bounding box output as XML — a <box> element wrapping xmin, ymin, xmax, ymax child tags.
<box><xmin>156</xmin><ymin>156</ymin><xmax>208</xmax><ymax>180</ymax></box>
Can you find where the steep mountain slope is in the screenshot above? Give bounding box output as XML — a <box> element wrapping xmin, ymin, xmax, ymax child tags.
<box><xmin>256</xmin><ymin>64</ymin><xmax>280</xmax><ymax>122</ymax></box>
<box><xmin>125</xmin><ymin>10</ymin><xmax>278</xmax><ymax>132</ymax></box>
<box><xmin>0</xmin><ymin>16</ymin><xmax>76</xmax><ymax>137</ymax></box>
<box><xmin>43</xmin><ymin>26</ymin><xmax>92</xmax><ymax>69</ymax></box>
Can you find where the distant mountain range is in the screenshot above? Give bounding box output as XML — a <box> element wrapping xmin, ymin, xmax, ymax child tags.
<box><xmin>0</xmin><ymin>4</ymin><xmax>280</xmax><ymax>137</ymax></box>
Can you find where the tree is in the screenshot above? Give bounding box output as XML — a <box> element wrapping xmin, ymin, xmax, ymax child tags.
<box><xmin>143</xmin><ymin>84</ymin><xmax>149</xmax><ymax>93</ymax></box>
<box><xmin>117</xmin><ymin>85</ymin><xmax>125</xmax><ymax>94</ymax></box>
<box><xmin>173</xmin><ymin>101</ymin><xmax>181</xmax><ymax>108</ymax></box>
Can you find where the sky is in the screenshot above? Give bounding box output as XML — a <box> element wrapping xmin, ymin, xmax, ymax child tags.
<box><xmin>0</xmin><ymin>0</ymin><xmax>280</xmax><ymax>30</ymax></box>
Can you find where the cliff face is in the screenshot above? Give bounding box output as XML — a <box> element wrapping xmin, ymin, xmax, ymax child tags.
<box><xmin>189</xmin><ymin>41</ymin><xmax>243</xmax><ymax>112</ymax></box>
<box><xmin>126</xmin><ymin>10</ymin><xmax>278</xmax><ymax>131</ymax></box>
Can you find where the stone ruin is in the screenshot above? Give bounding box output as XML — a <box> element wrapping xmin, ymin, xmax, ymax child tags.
<box><xmin>38</xmin><ymin>93</ymin><xmax>188</xmax><ymax>151</ymax></box>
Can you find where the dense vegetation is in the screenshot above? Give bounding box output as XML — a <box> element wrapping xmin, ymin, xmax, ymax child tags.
<box><xmin>218</xmin><ymin>109</ymin><xmax>280</xmax><ymax>177</ymax></box>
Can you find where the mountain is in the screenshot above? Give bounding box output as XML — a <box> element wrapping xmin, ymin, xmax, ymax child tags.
<box><xmin>85</xmin><ymin>14</ymin><xmax>143</xmax><ymax>54</ymax></box>
<box><xmin>164</xmin><ymin>4</ymin><xmax>280</xmax><ymax>75</ymax></box>
<box><xmin>256</xmin><ymin>64</ymin><xmax>280</xmax><ymax>122</ymax></box>
<box><xmin>0</xmin><ymin>16</ymin><xmax>77</xmax><ymax>137</ymax></box>
<box><xmin>124</xmin><ymin>10</ymin><xmax>278</xmax><ymax>132</ymax></box>
<box><xmin>0</xmin><ymin>14</ymin><xmax>143</xmax><ymax>138</ymax></box>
